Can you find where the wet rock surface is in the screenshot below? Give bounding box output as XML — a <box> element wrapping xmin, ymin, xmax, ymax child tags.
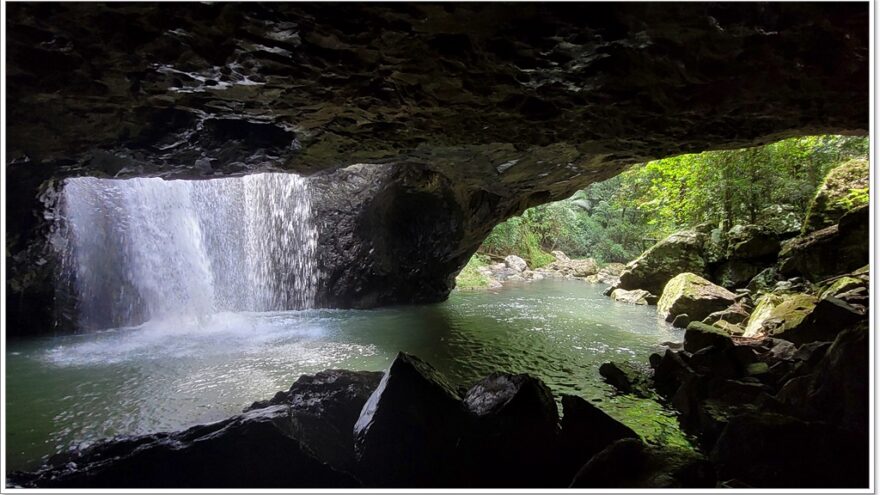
<box><xmin>5</xmin><ymin>3</ymin><xmax>869</xmax><ymax>331</ymax></box>
<box><xmin>245</xmin><ymin>369</ymin><xmax>383</xmax><ymax>471</ymax></box>
<box><xmin>353</xmin><ymin>353</ymin><xmax>465</xmax><ymax>487</ymax></box>
<box><xmin>10</xmin><ymin>339</ymin><xmax>869</xmax><ymax>488</ymax></box>
<box><xmin>9</xmin><ymin>405</ymin><xmax>361</xmax><ymax>488</ymax></box>
<box><xmin>570</xmin><ymin>438</ymin><xmax>715</xmax><ymax>488</ymax></box>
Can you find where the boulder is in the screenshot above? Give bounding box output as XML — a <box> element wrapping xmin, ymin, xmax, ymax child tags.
<box><xmin>746</xmin><ymin>267</ymin><xmax>781</xmax><ymax>294</ymax></box>
<box><xmin>597</xmin><ymin>263</ymin><xmax>626</xmax><ymax>285</ymax></box>
<box><xmin>743</xmin><ymin>293</ymin><xmax>817</xmax><ymax>339</ymax></box>
<box><xmin>757</xmin><ymin>204</ymin><xmax>802</xmax><ymax>235</ymax></box>
<box><xmin>702</xmin><ymin>304</ymin><xmax>750</xmax><ymax>326</ymax></box>
<box><xmin>353</xmin><ymin>353</ymin><xmax>465</xmax><ymax>487</ymax></box>
<box><xmin>569</xmin><ymin>438</ymin><xmax>715</xmax><ymax>488</ymax></box>
<box><xmin>683</xmin><ymin>322</ymin><xmax>733</xmax><ymax>353</ymax></box>
<box><xmin>551</xmin><ymin>250</ymin><xmax>571</xmax><ymax>263</ymax></box>
<box><xmin>504</xmin><ymin>255</ymin><xmax>528</xmax><ymax>273</ymax></box>
<box><xmin>610</xmin><ymin>288</ymin><xmax>657</xmax><ymax>305</ymax></box>
<box><xmin>598</xmin><ymin>362</ymin><xmax>652</xmax><ymax>397</ymax></box>
<box><xmin>653</xmin><ymin>349</ymin><xmax>698</xmax><ymax>397</ymax></box>
<box><xmin>558</xmin><ymin>395</ymin><xmax>639</xmax><ymax>478</ymax></box>
<box><xmin>10</xmin><ymin>405</ymin><xmax>360</xmax><ymax>488</ymax></box>
<box><xmin>657</xmin><ymin>273</ymin><xmax>736</xmax><ymax>323</ymax></box>
<box><xmin>713</xmin><ymin>259</ymin><xmax>766</xmax><ymax>289</ymax></box>
<box><xmin>616</xmin><ymin>230</ymin><xmax>708</xmax><ymax>295</ymax></box>
<box><xmin>779</xmin><ymin>204</ymin><xmax>868</xmax><ymax>281</ymax></box>
<box><xmin>459</xmin><ymin>373</ymin><xmax>561</xmax><ymax>487</ymax></box>
<box><xmin>570</xmin><ymin>258</ymin><xmax>600</xmax><ymax>277</ymax></box>
<box><xmin>743</xmin><ymin>292</ymin><xmax>864</xmax><ymax>345</ymax></box>
<box><xmin>802</xmin><ymin>158</ymin><xmax>869</xmax><ymax>234</ymax></box>
<box><xmin>778</xmin><ymin>324</ymin><xmax>868</xmax><ymax>431</ymax></box>
<box><xmin>725</xmin><ymin>224</ymin><xmax>780</xmax><ymax>260</ymax></box>
<box><xmin>246</xmin><ymin>369</ymin><xmax>383</xmax><ymax>471</ymax></box>
<box><xmin>670</xmin><ymin>313</ymin><xmax>690</xmax><ymax>329</ymax></box>
<box><xmin>711</xmin><ymin>320</ymin><xmax>744</xmax><ymax>336</ymax></box>
<box><xmin>710</xmin><ymin>413</ymin><xmax>868</xmax><ymax>488</ymax></box>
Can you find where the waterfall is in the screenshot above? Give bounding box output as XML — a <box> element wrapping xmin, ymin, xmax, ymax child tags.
<box><xmin>56</xmin><ymin>173</ymin><xmax>319</xmax><ymax>330</ymax></box>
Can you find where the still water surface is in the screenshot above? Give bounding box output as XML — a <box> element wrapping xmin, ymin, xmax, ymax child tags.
<box><xmin>6</xmin><ymin>280</ymin><xmax>688</xmax><ymax>471</ymax></box>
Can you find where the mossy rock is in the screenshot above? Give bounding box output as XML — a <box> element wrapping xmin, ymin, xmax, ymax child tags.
<box><xmin>743</xmin><ymin>293</ymin><xmax>817</xmax><ymax>338</ymax></box>
<box><xmin>658</xmin><ymin>273</ymin><xmax>736</xmax><ymax>323</ymax></box>
<box><xmin>818</xmin><ymin>276</ymin><xmax>865</xmax><ymax>300</ymax></box>
<box><xmin>684</xmin><ymin>321</ymin><xmax>734</xmax><ymax>353</ymax></box>
<box><xmin>779</xmin><ymin>204</ymin><xmax>868</xmax><ymax>281</ymax></box>
<box><xmin>802</xmin><ymin>158</ymin><xmax>869</xmax><ymax>234</ymax></box>
<box><xmin>617</xmin><ymin>230</ymin><xmax>708</xmax><ymax>295</ymax></box>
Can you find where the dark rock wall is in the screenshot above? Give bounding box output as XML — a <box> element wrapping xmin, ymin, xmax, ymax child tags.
<box><xmin>5</xmin><ymin>3</ymin><xmax>869</xmax><ymax>331</ymax></box>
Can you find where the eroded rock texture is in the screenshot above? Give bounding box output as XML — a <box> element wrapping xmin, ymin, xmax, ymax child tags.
<box><xmin>6</xmin><ymin>3</ymin><xmax>868</xmax><ymax>331</ymax></box>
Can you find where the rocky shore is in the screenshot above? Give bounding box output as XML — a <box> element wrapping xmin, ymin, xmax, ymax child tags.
<box><xmin>10</xmin><ymin>338</ymin><xmax>867</xmax><ymax>488</ymax></box>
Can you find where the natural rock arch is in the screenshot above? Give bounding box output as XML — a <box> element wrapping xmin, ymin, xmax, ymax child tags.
<box><xmin>5</xmin><ymin>3</ymin><xmax>868</xmax><ymax>332</ymax></box>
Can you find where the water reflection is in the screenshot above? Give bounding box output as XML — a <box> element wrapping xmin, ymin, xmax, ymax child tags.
<box><xmin>6</xmin><ymin>280</ymin><xmax>688</xmax><ymax>471</ymax></box>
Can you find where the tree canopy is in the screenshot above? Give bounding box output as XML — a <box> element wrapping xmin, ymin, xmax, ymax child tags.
<box><xmin>480</xmin><ymin>135</ymin><xmax>869</xmax><ymax>265</ymax></box>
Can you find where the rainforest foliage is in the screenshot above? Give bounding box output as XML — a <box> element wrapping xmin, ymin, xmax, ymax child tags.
<box><xmin>480</xmin><ymin>135</ymin><xmax>869</xmax><ymax>264</ymax></box>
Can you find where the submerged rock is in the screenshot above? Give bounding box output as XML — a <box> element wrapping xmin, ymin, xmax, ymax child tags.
<box><xmin>599</xmin><ymin>361</ymin><xmax>652</xmax><ymax>397</ymax></box>
<box><xmin>570</xmin><ymin>438</ymin><xmax>715</xmax><ymax>488</ymax></box>
<box><xmin>657</xmin><ymin>273</ymin><xmax>736</xmax><ymax>323</ymax></box>
<box><xmin>353</xmin><ymin>353</ymin><xmax>464</xmax><ymax>487</ymax></box>
<box><xmin>10</xmin><ymin>406</ymin><xmax>360</xmax><ymax>488</ymax></box>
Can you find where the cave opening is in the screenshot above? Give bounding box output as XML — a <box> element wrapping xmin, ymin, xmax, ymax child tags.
<box><xmin>4</xmin><ymin>1</ymin><xmax>871</xmax><ymax>489</ymax></box>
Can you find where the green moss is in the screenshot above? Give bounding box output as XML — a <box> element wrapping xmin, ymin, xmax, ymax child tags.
<box><xmin>744</xmin><ymin>293</ymin><xmax>817</xmax><ymax>338</ymax></box>
<box><xmin>835</xmin><ymin>187</ymin><xmax>869</xmax><ymax>211</ymax></box>
<box><xmin>803</xmin><ymin>158</ymin><xmax>870</xmax><ymax>233</ymax></box>
<box><xmin>454</xmin><ymin>254</ymin><xmax>492</xmax><ymax>290</ymax></box>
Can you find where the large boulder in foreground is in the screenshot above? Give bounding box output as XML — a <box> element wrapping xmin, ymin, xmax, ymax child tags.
<box><xmin>570</xmin><ymin>438</ymin><xmax>715</xmax><ymax>488</ymax></box>
<box><xmin>353</xmin><ymin>353</ymin><xmax>465</xmax><ymax>487</ymax></box>
<box><xmin>459</xmin><ymin>373</ymin><xmax>561</xmax><ymax>487</ymax></box>
<box><xmin>559</xmin><ymin>395</ymin><xmax>639</xmax><ymax>479</ymax></box>
<box><xmin>616</xmin><ymin>230</ymin><xmax>707</xmax><ymax>295</ymax></box>
<box><xmin>10</xmin><ymin>406</ymin><xmax>359</xmax><ymax>488</ymax></box>
<box><xmin>711</xmin><ymin>412</ymin><xmax>868</xmax><ymax>488</ymax></box>
<box><xmin>246</xmin><ymin>369</ymin><xmax>383</xmax><ymax>472</ymax></box>
<box><xmin>776</xmin><ymin>324</ymin><xmax>869</xmax><ymax>432</ymax></box>
<box><xmin>657</xmin><ymin>273</ymin><xmax>736</xmax><ymax>323</ymax></box>
<box><xmin>802</xmin><ymin>158</ymin><xmax>869</xmax><ymax>234</ymax></box>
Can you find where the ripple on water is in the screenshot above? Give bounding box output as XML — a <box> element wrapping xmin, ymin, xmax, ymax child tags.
<box><xmin>6</xmin><ymin>280</ymin><xmax>689</xmax><ymax>471</ymax></box>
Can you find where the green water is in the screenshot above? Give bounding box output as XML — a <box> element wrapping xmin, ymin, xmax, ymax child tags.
<box><xmin>6</xmin><ymin>280</ymin><xmax>690</xmax><ymax>471</ymax></box>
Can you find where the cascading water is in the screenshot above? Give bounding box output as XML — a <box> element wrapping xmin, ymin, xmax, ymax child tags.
<box><xmin>55</xmin><ymin>173</ymin><xmax>319</xmax><ymax>329</ymax></box>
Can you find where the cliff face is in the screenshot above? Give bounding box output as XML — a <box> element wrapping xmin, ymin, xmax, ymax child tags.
<box><xmin>5</xmin><ymin>3</ymin><xmax>868</xmax><ymax>331</ymax></box>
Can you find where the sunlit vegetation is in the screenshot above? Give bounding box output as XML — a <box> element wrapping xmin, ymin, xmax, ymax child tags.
<box><xmin>479</xmin><ymin>135</ymin><xmax>868</xmax><ymax>263</ymax></box>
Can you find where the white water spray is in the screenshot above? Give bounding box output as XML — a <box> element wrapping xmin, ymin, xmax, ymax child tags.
<box><xmin>56</xmin><ymin>173</ymin><xmax>319</xmax><ymax>329</ymax></box>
